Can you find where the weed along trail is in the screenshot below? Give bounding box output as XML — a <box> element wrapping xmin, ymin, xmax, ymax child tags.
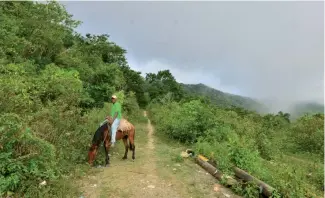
<box><xmin>79</xmin><ymin>111</ymin><xmax>240</xmax><ymax>198</ymax></box>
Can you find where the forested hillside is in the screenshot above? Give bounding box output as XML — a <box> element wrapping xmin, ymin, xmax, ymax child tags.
<box><xmin>289</xmin><ymin>102</ymin><xmax>324</xmax><ymax>119</ymax></box>
<box><xmin>181</xmin><ymin>83</ymin><xmax>268</xmax><ymax>112</ymax></box>
<box><xmin>0</xmin><ymin>2</ymin><xmax>323</xmax><ymax>198</ymax></box>
<box><xmin>0</xmin><ymin>1</ymin><xmax>147</xmax><ymax>197</ymax></box>
<box><xmin>182</xmin><ymin>83</ymin><xmax>324</xmax><ymax>118</ymax></box>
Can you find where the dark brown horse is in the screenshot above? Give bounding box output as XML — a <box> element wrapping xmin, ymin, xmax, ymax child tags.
<box><xmin>88</xmin><ymin>117</ymin><xmax>135</xmax><ymax>167</ymax></box>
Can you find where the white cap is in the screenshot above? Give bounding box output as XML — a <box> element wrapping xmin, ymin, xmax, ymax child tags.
<box><xmin>111</xmin><ymin>95</ymin><xmax>117</xmax><ymax>99</ymax></box>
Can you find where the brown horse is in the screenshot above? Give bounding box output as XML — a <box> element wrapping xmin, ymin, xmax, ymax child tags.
<box><xmin>88</xmin><ymin>116</ymin><xmax>135</xmax><ymax>167</ymax></box>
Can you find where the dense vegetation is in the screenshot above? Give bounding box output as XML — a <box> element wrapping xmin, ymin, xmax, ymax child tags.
<box><xmin>149</xmin><ymin>100</ymin><xmax>324</xmax><ymax>197</ymax></box>
<box><xmin>0</xmin><ymin>2</ymin><xmax>145</xmax><ymax>197</ymax></box>
<box><xmin>0</xmin><ymin>1</ymin><xmax>323</xmax><ymax>198</ymax></box>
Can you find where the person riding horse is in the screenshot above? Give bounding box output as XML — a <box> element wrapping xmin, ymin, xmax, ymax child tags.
<box><xmin>88</xmin><ymin>95</ymin><xmax>135</xmax><ymax>166</ymax></box>
<box><xmin>108</xmin><ymin>95</ymin><xmax>121</xmax><ymax>147</ymax></box>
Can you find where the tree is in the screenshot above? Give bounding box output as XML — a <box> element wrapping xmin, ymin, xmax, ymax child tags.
<box><xmin>145</xmin><ymin>70</ymin><xmax>184</xmax><ymax>102</ymax></box>
<box><xmin>120</xmin><ymin>65</ymin><xmax>148</xmax><ymax>108</ymax></box>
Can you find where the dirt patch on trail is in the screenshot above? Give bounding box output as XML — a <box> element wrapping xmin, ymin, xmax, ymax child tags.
<box><xmin>143</xmin><ymin>111</ymin><xmax>154</xmax><ymax>150</ymax></box>
<box><xmin>147</xmin><ymin>119</ymin><xmax>155</xmax><ymax>150</ymax></box>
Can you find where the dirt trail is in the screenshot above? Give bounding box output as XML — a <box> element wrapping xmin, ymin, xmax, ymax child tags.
<box><xmin>145</xmin><ymin>111</ymin><xmax>155</xmax><ymax>150</ymax></box>
<box><xmin>79</xmin><ymin>111</ymin><xmax>240</xmax><ymax>198</ymax></box>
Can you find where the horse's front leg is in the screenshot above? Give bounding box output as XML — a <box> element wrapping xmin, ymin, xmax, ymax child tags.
<box><xmin>104</xmin><ymin>140</ymin><xmax>111</xmax><ymax>167</ymax></box>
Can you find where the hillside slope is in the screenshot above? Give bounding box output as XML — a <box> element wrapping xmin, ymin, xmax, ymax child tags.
<box><xmin>182</xmin><ymin>83</ymin><xmax>324</xmax><ymax>117</ymax></box>
<box><xmin>181</xmin><ymin>83</ymin><xmax>267</xmax><ymax>112</ymax></box>
<box><xmin>289</xmin><ymin>102</ymin><xmax>324</xmax><ymax>119</ymax></box>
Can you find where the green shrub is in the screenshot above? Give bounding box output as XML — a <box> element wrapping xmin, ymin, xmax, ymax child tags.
<box><xmin>150</xmin><ymin>100</ymin><xmax>216</xmax><ymax>143</ymax></box>
<box><xmin>290</xmin><ymin>114</ymin><xmax>324</xmax><ymax>156</ymax></box>
<box><xmin>0</xmin><ymin>114</ymin><xmax>57</xmax><ymax>196</ymax></box>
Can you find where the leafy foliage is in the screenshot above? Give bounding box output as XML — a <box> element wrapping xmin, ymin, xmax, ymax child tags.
<box><xmin>0</xmin><ymin>1</ymin><xmax>147</xmax><ymax>197</ymax></box>
<box><xmin>145</xmin><ymin>70</ymin><xmax>184</xmax><ymax>103</ymax></box>
<box><xmin>0</xmin><ymin>114</ymin><xmax>57</xmax><ymax>196</ymax></box>
<box><xmin>290</xmin><ymin>114</ymin><xmax>324</xmax><ymax>155</ymax></box>
<box><xmin>149</xmin><ymin>99</ymin><xmax>324</xmax><ymax>198</ymax></box>
<box><xmin>1</xmin><ymin>1</ymin><xmax>323</xmax><ymax>197</ymax></box>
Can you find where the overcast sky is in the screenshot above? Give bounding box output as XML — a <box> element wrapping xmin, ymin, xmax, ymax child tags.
<box><xmin>61</xmin><ymin>1</ymin><xmax>324</xmax><ymax>109</ymax></box>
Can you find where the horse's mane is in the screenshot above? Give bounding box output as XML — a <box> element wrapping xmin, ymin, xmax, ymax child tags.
<box><xmin>92</xmin><ymin>123</ymin><xmax>109</xmax><ymax>145</ymax></box>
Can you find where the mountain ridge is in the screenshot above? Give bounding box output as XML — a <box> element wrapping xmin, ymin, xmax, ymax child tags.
<box><xmin>181</xmin><ymin>83</ymin><xmax>324</xmax><ymax>117</ymax></box>
<box><xmin>181</xmin><ymin>83</ymin><xmax>267</xmax><ymax>113</ymax></box>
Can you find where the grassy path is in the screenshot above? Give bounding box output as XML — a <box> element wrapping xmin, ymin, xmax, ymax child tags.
<box><xmin>78</xmin><ymin>112</ymin><xmax>240</xmax><ymax>198</ymax></box>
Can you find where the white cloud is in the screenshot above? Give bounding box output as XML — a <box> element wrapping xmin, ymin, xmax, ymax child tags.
<box><xmin>127</xmin><ymin>56</ymin><xmax>242</xmax><ymax>95</ymax></box>
<box><xmin>62</xmin><ymin>1</ymin><xmax>324</xmax><ymax>110</ymax></box>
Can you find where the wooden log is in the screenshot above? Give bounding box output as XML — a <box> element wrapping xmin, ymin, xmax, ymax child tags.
<box><xmin>233</xmin><ymin>167</ymin><xmax>275</xmax><ymax>197</ymax></box>
<box><xmin>196</xmin><ymin>155</ymin><xmax>276</xmax><ymax>197</ymax></box>
<box><xmin>195</xmin><ymin>155</ymin><xmax>237</xmax><ymax>186</ymax></box>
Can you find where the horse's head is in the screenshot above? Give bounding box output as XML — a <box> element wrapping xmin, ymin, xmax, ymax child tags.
<box><xmin>88</xmin><ymin>144</ymin><xmax>97</xmax><ymax>165</ymax></box>
<box><xmin>88</xmin><ymin>123</ymin><xmax>110</xmax><ymax>166</ymax></box>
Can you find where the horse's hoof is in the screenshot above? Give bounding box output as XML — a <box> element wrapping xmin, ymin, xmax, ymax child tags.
<box><xmin>105</xmin><ymin>164</ymin><xmax>110</xmax><ymax>167</ymax></box>
<box><xmin>122</xmin><ymin>157</ymin><xmax>127</xmax><ymax>160</ymax></box>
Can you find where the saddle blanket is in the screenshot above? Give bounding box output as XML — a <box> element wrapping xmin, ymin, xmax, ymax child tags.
<box><xmin>99</xmin><ymin>118</ymin><xmax>132</xmax><ymax>133</ymax></box>
<box><xmin>117</xmin><ymin>118</ymin><xmax>133</xmax><ymax>132</ymax></box>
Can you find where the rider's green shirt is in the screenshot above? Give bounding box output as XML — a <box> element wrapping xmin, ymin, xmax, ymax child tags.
<box><xmin>110</xmin><ymin>102</ymin><xmax>122</xmax><ymax>119</ymax></box>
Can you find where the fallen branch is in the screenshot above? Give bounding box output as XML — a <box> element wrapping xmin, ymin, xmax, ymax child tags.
<box><xmin>15</xmin><ymin>152</ymin><xmax>38</xmax><ymax>161</ymax></box>
<box><xmin>233</xmin><ymin>167</ymin><xmax>275</xmax><ymax>197</ymax></box>
<box><xmin>127</xmin><ymin>170</ymin><xmax>145</xmax><ymax>175</ymax></box>
<box><xmin>195</xmin><ymin>155</ymin><xmax>237</xmax><ymax>187</ymax></box>
<box><xmin>195</xmin><ymin>154</ymin><xmax>276</xmax><ymax>197</ymax></box>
